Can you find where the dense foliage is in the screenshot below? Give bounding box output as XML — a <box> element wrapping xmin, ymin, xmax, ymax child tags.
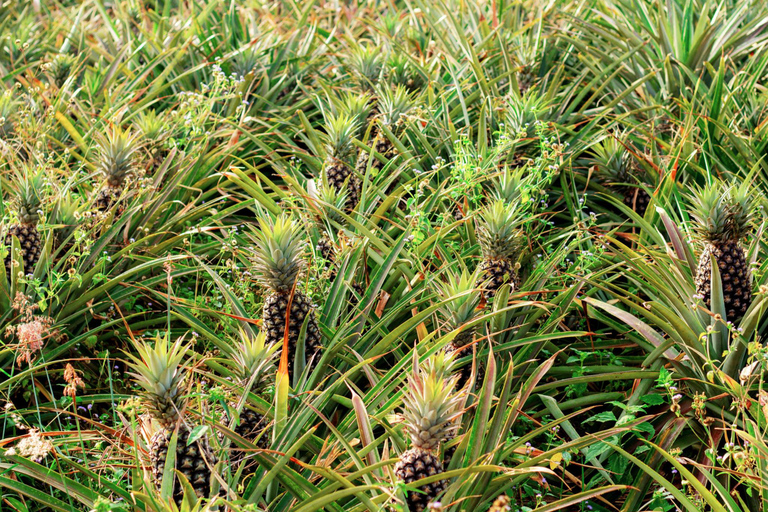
<box><xmin>2</xmin><ymin>1</ymin><xmax>768</xmax><ymax>511</ymax></box>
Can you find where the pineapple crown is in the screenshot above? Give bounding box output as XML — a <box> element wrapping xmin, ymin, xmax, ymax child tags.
<box><xmin>336</xmin><ymin>92</ymin><xmax>373</xmax><ymax>136</ymax></box>
<box><xmin>401</xmin><ymin>353</ymin><xmax>464</xmax><ymax>451</ymax></box>
<box><xmin>589</xmin><ymin>135</ymin><xmax>635</xmax><ymax>185</ymax></box>
<box><xmin>376</xmin><ymin>85</ymin><xmax>413</xmax><ymax>130</ymax></box>
<box><xmin>434</xmin><ymin>268</ymin><xmax>482</xmax><ymax>328</ymax></box>
<box><xmin>491</xmin><ymin>167</ymin><xmax>528</xmax><ymax>205</ymax></box>
<box><xmin>690</xmin><ymin>180</ymin><xmax>754</xmax><ymax>243</ymax></box>
<box><xmin>513</xmin><ymin>38</ymin><xmax>538</xmax><ymax>69</ymax></box>
<box><xmin>476</xmin><ymin>200</ymin><xmax>524</xmax><ymax>261</ymax></box>
<box><xmin>231</xmin><ymin>329</ymin><xmax>278</xmax><ymax>391</ymax></box>
<box><xmin>95</xmin><ymin>126</ymin><xmax>141</xmax><ymax>188</ymax></box>
<box><xmin>504</xmin><ymin>92</ymin><xmax>548</xmax><ymax>138</ymax></box>
<box><xmin>232</xmin><ymin>47</ymin><xmax>262</xmax><ymax>78</ymax></box>
<box><xmin>322</xmin><ymin>113</ymin><xmax>359</xmax><ymax>162</ymax></box>
<box><xmin>309</xmin><ymin>179</ymin><xmax>347</xmax><ymax>227</ymax></box>
<box><xmin>13</xmin><ymin>171</ymin><xmax>46</xmax><ymax>226</ymax></box>
<box><xmin>727</xmin><ymin>182</ymin><xmax>755</xmax><ymax>239</ymax></box>
<box><xmin>125</xmin><ymin>335</ymin><xmax>189</xmax><ymax>426</ymax></box>
<box><xmin>45</xmin><ymin>53</ymin><xmax>77</xmax><ymax>87</ymax></box>
<box><xmin>348</xmin><ymin>45</ymin><xmax>384</xmax><ymax>91</ymax></box>
<box><xmin>386</xmin><ymin>53</ymin><xmax>424</xmax><ymax>91</ymax></box>
<box><xmin>133</xmin><ymin>109</ymin><xmax>168</xmax><ymax>141</ymax></box>
<box><xmin>251</xmin><ymin>214</ymin><xmax>307</xmax><ymax>292</ymax></box>
<box><xmin>51</xmin><ymin>192</ymin><xmax>83</xmax><ymax>229</ymax></box>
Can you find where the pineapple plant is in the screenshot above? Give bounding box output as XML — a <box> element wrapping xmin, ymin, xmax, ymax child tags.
<box><xmin>93</xmin><ymin>127</ymin><xmax>141</xmax><ymax>213</ymax></box>
<box><xmin>588</xmin><ymin>135</ymin><xmax>652</xmax><ymax>216</ymax></box>
<box><xmin>355</xmin><ymin>85</ymin><xmax>412</xmax><ymax>180</ymax></box>
<box><xmin>252</xmin><ymin>215</ymin><xmax>322</xmax><ymax>379</ymax></box>
<box><xmin>691</xmin><ymin>181</ymin><xmax>755</xmax><ymax>322</ymax></box>
<box><xmin>3</xmin><ymin>172</ymin><xmax>46</xmax><ymax>277</ymax></box>
<box><xmin>433</xmin><ymin>268</ymin><xmax>482</xmax><ymax>387</ymax></box>
<box><xmin>321</xmin><ymin>113</ymin><xmax>362</xmax><ymax>212</ymax></box>
<box><xmin>475</xmin><ymin>200</ymin><xmax>524</xmax><ymax>298</ymax></box>
<box><xmin>226</xmin><ymin>329</ymin><xmax>278</xmax><ymax>471</ymax></box>
<box><xmin>125</xmin><ymin>335</ymin><xmax>216</xmax><ymax>502</ymax></box>
<box><xmin>394</xmin><ymin>354</ymin><xmax>464</xmax><ymax>512</ymax></box>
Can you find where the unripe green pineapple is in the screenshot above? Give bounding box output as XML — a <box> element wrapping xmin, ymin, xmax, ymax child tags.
<box><xmin>227</xmin><ymin>329</ymin><xmax>278</xmax><ymax>472</ymax></box>
<box><xmin>4</xmin><ymin>172</ymin><xmax>46</xmax><ymax>277</ymax></box>
<box><xmin>691</xmin><ymin>181</ymin><xmax>755</xmax><ymax>322</ymax></box>
<box><xmin>93</xmin><ymin>127</ymin><xmax>141</xmax><ymax>213</ymax></box>
<box><xmin>251</xmin><ymin>215</ymin><xmax>321</xmax><ymax>380</ymax></box>
<box><xmin>475</xmin><ymin>200</ymin><xmax>524</xmax><ymax>298</ymax></box>
<box><xmin>394</xmin><ymin>355</ymin><xmax>463</xmax><ymax>512</ymax></box>
<box><xmin>125</xmin><ymin>335</ymin><xmax>216</xmax><ymax>503</ymax></box>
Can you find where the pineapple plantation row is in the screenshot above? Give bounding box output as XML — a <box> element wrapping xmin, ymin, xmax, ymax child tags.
<box><xmin>2</xmin><ymin>0</ymin><xmax>768</xmax><ymax>511</ymax></box>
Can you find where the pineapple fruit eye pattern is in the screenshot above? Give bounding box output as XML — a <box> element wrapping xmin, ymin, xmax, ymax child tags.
<box><xmin>2</xmin><ymin>1</ymin><xmax>768</xmax><ymax>512</ymax></box>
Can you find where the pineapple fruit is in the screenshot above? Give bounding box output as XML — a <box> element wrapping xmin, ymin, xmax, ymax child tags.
<box><xmin>321</xmin><ymin>113</ymin><xmax>361</xmax><ymax>212</ymax></box>
<box><xmin>588</xmin><ymin>135</ymin><xmax>652</xmax><ymax>216</ymax></box>
<box><xmin>93</xmin><ymin>127</ymin><xmax>141</xmax><ymax>213</ymax></box>
<box><xmin>126</xmin><ymin>335</ymin><xmax>216</xmax><ymax>502</ymax></box>
<box><xmin>252</xmin><ymin>215</ymin><xmax>321</xmax><ymax>379</ymax></box>
<box><xmin>3</xmin><ymin>172</ymin><xmax>45</xmax><ymax>277</ymax></box>
<box><xmin>475</xmin><ymin>200</ymin><xmax>523</xmax><ymax>298</ymax></box>
<box><xmin>394</xmin><ymin>355</ymin><xmax>463</xmax><ymax>512</ymax></box>
<box><xmin>434</xmin><ymin>269</ymin><xmax>481</xmax><ymax>387</ymax></box>
<box><xmin>227</xmin><ymin>329</ymin><xmax>278</xmax><ymax>471</ymax></box>
<box><xmin>691</xmin><ymin>181</ymin><xmax>754</xmax><ymax>322</ymax></box>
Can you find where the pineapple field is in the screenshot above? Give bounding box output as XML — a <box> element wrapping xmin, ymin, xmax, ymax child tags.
<box><xmin>4</xmin><ymin>0</ymin><xmax>768</xmax><ymax>510</ymax></box>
